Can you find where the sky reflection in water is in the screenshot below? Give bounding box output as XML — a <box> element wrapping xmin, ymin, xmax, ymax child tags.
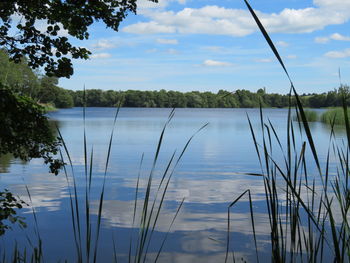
<box><xmin>0</xmin><ymin>107</ymin><xmax>341</xmax><ymax>262</ymax></box>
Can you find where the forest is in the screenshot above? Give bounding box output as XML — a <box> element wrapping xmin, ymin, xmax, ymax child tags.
<box><xmin>1</xmin><ymin>49</ymin><xmax>349</xmax><ymax>109</ymax></box>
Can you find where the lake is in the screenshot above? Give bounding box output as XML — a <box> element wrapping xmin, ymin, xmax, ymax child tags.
<box><xmin>0</xmin><ymin>107</ymin><xmax>340</xmax><ymax>262</ymax></box>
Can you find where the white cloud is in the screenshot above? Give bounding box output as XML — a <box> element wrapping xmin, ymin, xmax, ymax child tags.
<box><xmin>202</xmin><ymin>59</ymin><xmax>232</xmax><ymax>67</ymax></box>
<box><xmin>156</xmin><ymin>38</ymin><xmax>178</xmax><ymax>44</ymax></box>
<box><xmin>137</xmin><ymin>0</ymin><xmax>186</xmax><ymax>9</ymax></box>
<box><xmin>137</xmin><ymin>0</ymin><xmax>166</xmax><ymax>9</ymax></box>
<box><xmin>315</xmin><ymin>36</ymin><xmax>329</xmax><ymax>43</ymax></box>
<box><xmin>286</xmin><ymin>54</ymin><xmax>297</xmax><ymax>59</ymax></box>
<box><xmin>315</xmin><ymin>33</ymin><xmax>350</xmax><ymax>43</ymax></box>
<box><xmin>123</xmin><ymin>2</ymin><xmax>350</xmax><ymax>36</ymax></box>
<box><xmin>90</xmin><ymin>53</ymin><xmax>112</xmax><ymax>59</ymax></box>
<box><xmin>325</xmin><ymin>48</ymin><xmax>350</xmax><ymax>58</ymax></box>
<box><xmin>123</xmin><ymin>21</ymin><xmax>175</xmax><ymax>34</ymax></box>
<box><xmin>256</xmin><ymin>58</ymin><xmax>273</xmax><ymax>63</ymax></box>
<box><xmin>123</xmin><ymin>6</ymin><xmax>255</xmax><ymax>36</ymax></box>
<box><xmin>330</xmin><ymin>33</ymin><xmax>350</xmax><ymax>41</ymax></box>
<box><xmin>92</xmin><ymin>39</ymin><xmax>116</xmax><ymax>50</ymax></box>
<box><xmin>277</xmin><ymin>41</ymin><xmax>289</xmax><ymax>47</ymax></box>
<box><xmin>313</xmin><ymin>0</ymin><xmax>350</xmax><ymax>8</ymax></box>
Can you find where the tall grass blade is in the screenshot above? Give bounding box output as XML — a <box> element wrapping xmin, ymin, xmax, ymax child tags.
<box><xmin>154</xmin><ymin>198</ymin><xmax>185</xmax><ymax>263</ymax></box>
<box><xmin>243</xmin><ymin>0</ymin><xmax>322</xmax><ymax>175</ymax></box>
<box><xmin>243</xmin><ymin>0</ymin><xmax>291</xmax><ymax>82</ymax></box>
<box><xmin>24</xmin><ymin>186</ymin><xmax>43</xmax><ymax>263</ymax></box>
<box><xmin>225</xmin><ymin>190</ymin><xmax>258</xmax><ymax>263</ymax></box>
<box><xmin>129</xmin><ymin>153</ymin><xmax>144</xmax><ymax>263</ymax></box>
<box><xmin>143</xmin><ymin>123</ymin><xmax>208</xmax><ymax>262</ymax></box>
<box><xmin>93</xmin><ymin>105</ymin><xmax>121</xmax><ymax>263</ymax></box>
<box><xmin>136</xmin><ymin>109</ymin><xmax>175</xmax><ymax>262</ymax></box>
<box><xmin>112</xmin><ymin>233</ymin><xmax>118</xmax><ymax>263</ymax></box>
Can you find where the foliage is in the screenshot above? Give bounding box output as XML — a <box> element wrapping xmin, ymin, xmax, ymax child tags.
<box><xmin>293</xmin><ymin>109</ymin><xmax>318</xmax><ymax>122</ymax></box>
<box><xmin>321</xmin><ymin>107</ymin><xmax>350</xmax><ymax>125</ymax></box>
<box><xmin>69</xmin><ymin>88</ymin><xmax>350</xmax><ymax>109</ymax></box>
<box><xmin>0</xmin><ymin>0</ymin><xmax>156</xmax><ymax>78</ymax></box>
<box><xmin>0</xmin><ymin>85</ymin><xmax>63</xmax><ymax>174</ymax></box>
<box><xmin>0</xmin><ymin>189</ymin><xmax>27</xmax><ymax>236</ymax></box>
<box><xmin>2</xmin><ymin>45</ymin><xmax>348</xmax><ymax>110</ymax></box>
<box><xmin>71</xmin><ymin>88</ymin><xmax>288</xmax><ymax>108</ymax></box>
<box><xmin>37</xmin><ymin>76</ymin><xmax>74</xmax><ymax>108</ymax></box>
<box><xmin>0</xmin><ymin>49</ymin><xmax>40</xmax><ymax>97</ymax></box>
<box><xmin>0</xmin><ymin>49</ymin><xmax>74</xmax><ymax>108</ymax></box>
<box><xmin>307</xmin><ymin>85</ymin><xmax>350</xmax><ymax>108</ymax></box>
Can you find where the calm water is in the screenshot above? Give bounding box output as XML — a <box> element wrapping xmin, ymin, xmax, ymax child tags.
<box><xmin>0</xmin><ymin>107</ymin><xmax>339</xmax><ymax>262</ymax></box>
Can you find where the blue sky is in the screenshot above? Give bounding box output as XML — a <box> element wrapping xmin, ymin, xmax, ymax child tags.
<box><xmin>59</xmin><ymin>0</ymin><xmax>350</xmax><ymax>94</ymax></box>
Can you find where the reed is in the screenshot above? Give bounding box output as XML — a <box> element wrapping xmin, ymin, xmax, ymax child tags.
<box><xmin>321</xmin><ymin>108</ymin><xmax>350</xmax><ymax>125</ymax></box>
<box><xmin>293</xmin><ymin>109</ymin><xmax>318</xmax><ymax>122</ymax></box>
<box><xmin>225</xmin><ymin>1</ymin><xmax>350</xmax><ymax>262</ymax></box>
<box><xmin>2</xmin><ymin>103</ymin><xmax>206</xmax><ymax>262</ymax></box>
<box><xmin>57</xmin><ymin>104</ymin><xmax>207</xmax><ymax>263</ymax></box>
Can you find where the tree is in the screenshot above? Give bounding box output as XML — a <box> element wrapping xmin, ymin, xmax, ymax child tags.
<box><xmin>0</xmin><ymin>189</ymin><xmax>27</xmax><ymax>236</ymax></box>
<box><xmin>37</xmin><ymin>76</ymin><xmax>74</xmax><ymax>108</ymax></box>
<box><xmin>0</xmin><ymin>0</ymin><xmax>156</xmax><ymax>78</ymax></box>
<box><xmin>0</xmin><ymin>85</ymin><xmax>63</xmax><ymax>175</ymax></box>
<box><xmin>0</xmin><ymin>49</ymin><xmax>40</xmax><ymax>97</ymax></box>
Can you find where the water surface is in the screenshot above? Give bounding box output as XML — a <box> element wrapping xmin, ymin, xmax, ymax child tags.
<box><xmin>0</xmin><ymin>107</ymin><xmax>338</xmax><ymax>262</ymax></box>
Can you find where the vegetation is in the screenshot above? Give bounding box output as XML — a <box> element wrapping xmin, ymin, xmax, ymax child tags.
<box><xmin>69</xmin><ymin>87</ymin><xmax>350</xmax><ymax>109</ymax></box>
<box><xmin>293</xmin><ymin>109</ymin><xmax>318</xmax><ymax>122</ymax></box>
<box><xmin>225</xmin><ymin>1</ymin><xmax>350</xmax><ymax>262</ymax></box>
<box><xmin>2</xmin><ymin>0</ymin><xmax>350</xmax><ymax>262</ymax></box>
<box><xmin>0</xmin><ymin>49</ymin><xmax>73</xmax><ymax>109</ymax></box>
<box><xmin>1</xmin><ymin>108</ymin><xmax>206</xmax><ymax>262</ymax></box>
<box><xmin>321</xmin><ymin>107</ymin><xmax>350</xmax><ymax>125</ymax></box>
<box><xmin>0</xmin><ymin>85</ymin><xmax>63</xmax><ymax>174</ymax></box>
<box><xmin>2</xmin><ymin>47</ymin><xmax>350</xmax><ymax>110</ymax></box>
<box><xmin>0</xmin><ymin>190</ymin><xmax>27</xmax><ymax>236</ymax></box>
<box><xmin>0</xmin><ymin>0</ymin><xmax>154</xmax><ymax>241</ymax></box>
<box><xmin>232</xmin><ymin>101</ymin><xmax>350</xmax><ymax>262</ymax></box>
<box><xmin>0</xmin><ymin>0</ymin><xmax>156</xmax><ymax>77</ymax></box>
<box><xmin>39</xmin><ymin>102</ymin><xmax>57</xmax><ymax>112</ymax></box>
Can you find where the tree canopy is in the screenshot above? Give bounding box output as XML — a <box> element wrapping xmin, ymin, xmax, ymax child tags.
<box><xmin>0</xmin><ymin>85</ymin><xmax>63</xmax><ymax>175</ymax></box>
<box><xmin>0</xmin><ymin>49</ymin><xmax>74</xmax><ymax>108</ymax></box>
<box><xmin>0</xmin><ymin>0</ymin><xmax>156</xmax><ymax>78</ymax></box>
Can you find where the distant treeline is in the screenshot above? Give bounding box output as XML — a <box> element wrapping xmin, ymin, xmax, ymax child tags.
<box><xmin>68</xmin><ymin>87</ymin><xmax>350</xmax><ymax>108</ymax></box>
<box><xmin>1</xmin><ymin>48</ymin><xmax>350</xmax><ymax>109</ymax></box>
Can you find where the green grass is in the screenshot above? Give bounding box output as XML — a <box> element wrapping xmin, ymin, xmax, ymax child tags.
<box><xmin>293</xmin><ymin>109</ymin><xmax>318</xmax><ymax>122</ymax></box>
<box><xmin>321</xmin><ymin>107</ymin><xmax>350</xmax><ymax>125</ymax></box>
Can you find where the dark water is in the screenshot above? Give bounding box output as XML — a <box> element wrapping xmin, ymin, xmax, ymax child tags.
<box><xmin>0</xmin><ymin>107</ymin><xmax>338</xmax><ymax>262</ymax></box>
